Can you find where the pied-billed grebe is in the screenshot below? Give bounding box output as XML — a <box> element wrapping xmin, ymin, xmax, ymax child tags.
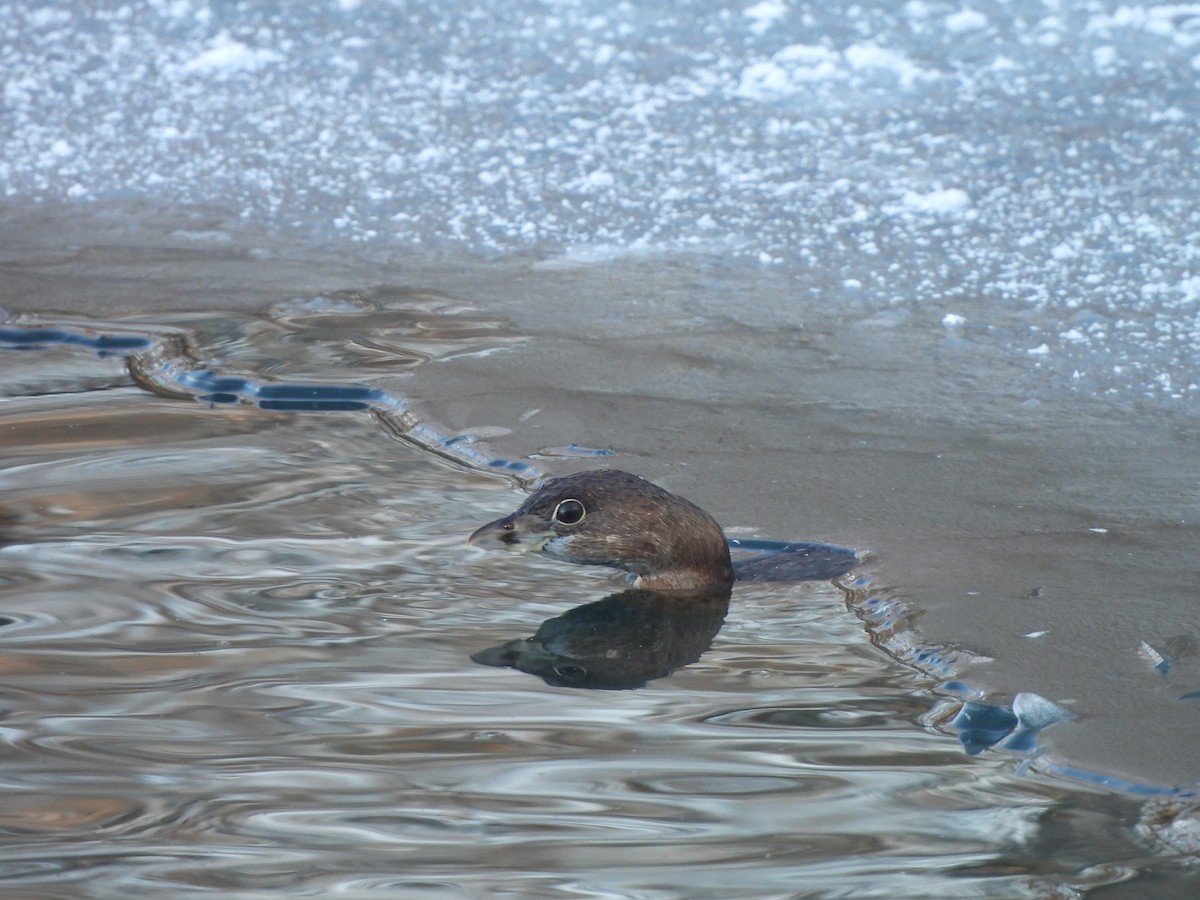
<box><xmin>468</xmin><ymin>469</ymin><xmax>734</xmax><ymax>590</ymax></box>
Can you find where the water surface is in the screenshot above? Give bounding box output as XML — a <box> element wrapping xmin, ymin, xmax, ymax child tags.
<box><xmin>1</xmin><ymin>228</ymin><xmax>1197</xmax><ymax>896</ymax></box>
<box><xmin>4</xmin><ymin>0</ymin><xmax>1200</xmax><ymax>890</ymax></box>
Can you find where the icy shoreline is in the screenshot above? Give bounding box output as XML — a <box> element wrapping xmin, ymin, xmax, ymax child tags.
<box><xmin>4</xmin><ymin>1</ymin><xmax>1200</xmax><ymax>402</ymax></box>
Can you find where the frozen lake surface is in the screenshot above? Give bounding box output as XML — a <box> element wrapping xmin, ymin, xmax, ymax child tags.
<box><xmin>4</xmin><ymin>0</ymin><xmax>1200</xmax><ymax>402</ymax></box>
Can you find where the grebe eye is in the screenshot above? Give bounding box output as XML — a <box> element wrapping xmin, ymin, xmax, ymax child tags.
<box><xmin>554</xmin><ymin>664</ymin><xmax>587</xmax><ymax>682</ymax></box>
<box><xmin>552</xmin><ymin>498</ymin><xmax>586</xmax><ymax>525</ymax></box>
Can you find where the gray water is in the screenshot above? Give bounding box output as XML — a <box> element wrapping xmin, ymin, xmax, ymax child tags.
<box><xmin>1</xmin><ymin>218</ymin><xmax>1198</xmax><ymax>896</ymax></box>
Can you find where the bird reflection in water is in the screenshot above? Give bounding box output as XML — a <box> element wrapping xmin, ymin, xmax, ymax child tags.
<box><xmin>468</xmin><ymin>469</ymin><xmax>860</xmax><ymax>690</ymax></box>
<box><xmin>472</xmin><ymin>585</ymin><xmax>732</xmax><ymax>690</ymax></box>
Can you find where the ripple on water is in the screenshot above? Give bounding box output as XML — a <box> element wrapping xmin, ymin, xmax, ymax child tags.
<box><xmin>0</xmin><ymin>302</ymin><xmax>1182</xmax><ymax>897</ymax></box>
<box><xmin>703</xmin><ymin>697</ymin><xmax>931</xmax><ymax>731</ymax></box>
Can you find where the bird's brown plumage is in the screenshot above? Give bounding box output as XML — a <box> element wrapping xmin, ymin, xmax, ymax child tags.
<box><xmin>469</xmin><ymin>469</ymin><xmax>734</xmax><ymax>590</ymax></box>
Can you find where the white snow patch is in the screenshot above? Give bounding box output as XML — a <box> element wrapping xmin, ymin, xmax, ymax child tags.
<box><xmin>1093</xmin><ymin>45</ymin><xmax>1119</xmax><ymax>70</ymax></box>
<box><xmin>775</xmin><ymin>43</ymin><xmax>841</xmax><ymax>70</ymax></box>
<box><xmin>149</xmin><ymin>0</ymin><xmax>196</xmax><ymax>18</ymax></box>
<box><xmin>149</xmin><ymin>125</ymin><xmax>185</xmax><ymax>140</ymax></box>
<box><xmin>735</xmin><ymin>46</ymin><xmax>843</xmax><ymax>99</ymax></box>
<box><xmin>744</xmin><ymin>0</ymin><xmax>788</xmax><ymax>35</ymax></box>
<box><xmin>1150</xmin><ymin>106</ymin><xmax>1187</xmax><ymax>123</ymax></box>
<box><xmin>28</xmin><ymin>8</ymin><xmax>71</xmax><ymax>28</ymax></box>
<box><xmin>533</xmin><ymin>242</ymin><xmax>666</xmax><ymax>270</ymax></box>
<box><xmin>1012</xmin><ymin>693</ymin><xmax>1074</xmax><ymax>729</ymax></box>
<box><xmin>944</xmin><ymin>10</ymin><xmax>987</xmax><ymax>33</ymax></box>
<box><xmin>844</xmin><ymin>42</ymin><xmax>933</xmax><ymax>87</ymax></box>
<box><xmin>414</xmin><ymin>147</ymin><xmax>447</xmax><ymax>164</ymax></box>
<box><xmin>181</xmin><ymin>34</ymin><xmax>284</xmax><ymax>76</ymax></box>
<box><xmin>1088</xmin><ymin>4</ymin><xmax>1200</xmax><ymax>48</ymax></box>
<box><xmin>1180</xmin><ymin>275</ymin><xmax>1200</xmax><ymax>301</ymax></box>
<box><xmin>579</xmin><ymin>169</ymin><xmax>615</xmax><ymax>191</ymax></box>
<box><xmin>171</xmin><ymin>229</ymin><xmax>233</xmax><ymax>243</ymax></box>
<box><xmin>942</xmin><ymin>313</ymin><xmax>967</xmax><ymax>327</ymax></box>
<box><xmin>1028</xmin><ymin>343</ymin><xmax>1051</xmax><ymax>356</ymax></box>
<box><xmin>895</xmin><ymin>187</ymin><xmax>972</xmax><ymax>215</ymax></box>
<box><xmin>736</xmin><ymin>41</ymin><xmax>932</xmax><ymax>99</ymax></box>
<box><xmin>592</xmin><ymin>44</ymin><xmax>617</xmax><ymax>66</ymax></box>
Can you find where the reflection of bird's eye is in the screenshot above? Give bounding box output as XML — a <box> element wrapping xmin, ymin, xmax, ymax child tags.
<box><xmin>552</xmin><ymin>498</ymin><xmax>586</xmax><ymax>525</ymax></box>
<box><xmin>554</xmin><ymin>664</ymin><xmax>587</xmax><ymax>681</ymax></box>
